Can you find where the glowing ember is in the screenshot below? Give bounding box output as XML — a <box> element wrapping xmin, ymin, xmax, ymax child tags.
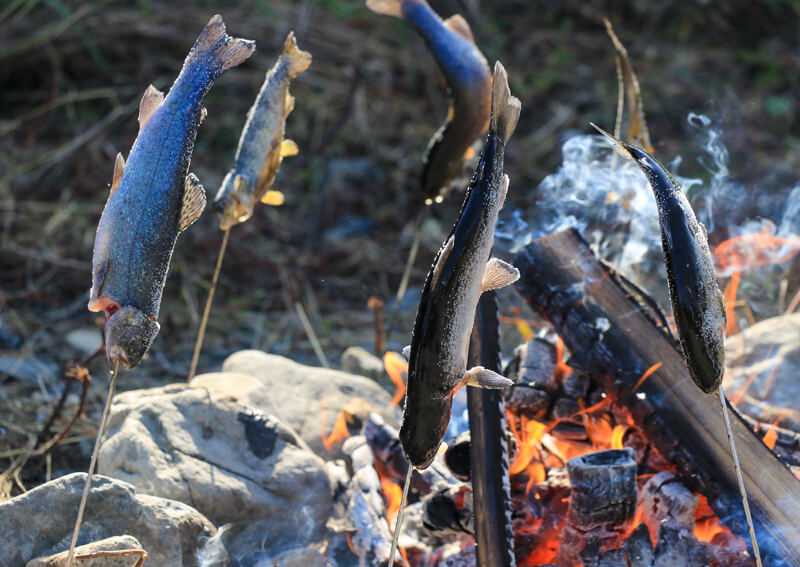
<box><xmin>384</xmin><ymin>351</ymin><xmax>408</xmax><ymax>407</ymax></box>
<box><xmin>499</xmin><ymin>306</ymin><xmax>536</xmax><ymax>341</ymax></box>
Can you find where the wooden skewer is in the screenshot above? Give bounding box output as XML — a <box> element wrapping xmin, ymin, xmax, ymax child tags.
<box><xmin>188</xmin><ymin>227</ymin><xmax>231</xmax><ymax>381</ymax></box>
<box><xmin>66</xmin><ymin>359</ymin><xmax>120</xmax><ymax>567</ymax></box>
<box><xmin>718</xmin><ymin>383</ymin><xmax>762</xmax><ymax>567</ymax></box>
<box><xmin>387</xmin><ymin>465</ymin><xmax>413</xmax><ymax>567</ymax></box>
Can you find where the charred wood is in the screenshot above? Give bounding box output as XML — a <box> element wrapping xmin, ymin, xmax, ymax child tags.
<box><xmin>467</xmin><ymin>291</ymin><xmax>517</xmax><ymax>567</ymax></box>
<box><xmin>444</xmin><ymin>432</ymin><xmax>471</xmax><ymax>482</ymax></box>
<box><xmin>555</xmin><ymin>448</ymin><xmax>637</xmax><ymax>567</ymax></box>
<box><xmin>514</xmin><ymin>229</ymin><xmax>800</xmax><ymax>566</ymax></box>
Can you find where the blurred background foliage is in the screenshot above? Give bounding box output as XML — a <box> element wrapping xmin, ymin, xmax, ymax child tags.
<box><xmin>0</xmin><ymin>1</ymin><xmax>798</xmax><ymax>461</ymax></box>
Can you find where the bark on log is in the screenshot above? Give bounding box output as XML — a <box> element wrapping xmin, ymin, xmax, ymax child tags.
<box><xmin>513</xmin><ymin>229</ymin><xmax>800</xmax><ymax>567</ymax></box>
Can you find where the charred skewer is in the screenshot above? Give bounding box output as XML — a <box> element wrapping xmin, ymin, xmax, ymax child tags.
<box><xmin>78</xmin><ymin>16</ymin><xmax>255</xmax><ymax>567</ymax></box>
<box><xmin>388</xmin><ymin>62</ymin><xmax>520</xmax><ymax>567</ymax></box>
<box><xmin>592</xmin><ymin>124</ymin><xmax>762</xmax><ymax>567</ymax></box>
<box><xmin>187</xmin><ymin>33</ymin><xmax>311</xmax><ymax>380</ymax></box>
<box><xmin>467</xmin><ymin>291</ymin><xmax>516</xmax><ymax>567</ymax></box>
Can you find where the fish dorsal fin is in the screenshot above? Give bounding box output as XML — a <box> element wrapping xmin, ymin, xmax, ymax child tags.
<box><xmin>138</xmin><ymin>85</ymin><xmax>165</xmax><ymax>130</ymax></box>
<box><xmin>481</xmin><ymin>257</ymin><xmax>520</xmax><ymax>292</ymax></box>
<box><xmin>179</xmin><ymin>173</ymin><xmax>206</xmax><ymax>231</ymax></box>
<box><xmin>110</xmin><ymin>153</ymin><xmax>125</xmax><ymax>196</ymax></box>
<box><xmin>430</xmin><ymin>235</ymin><xmax>454</xmax><ymax>292</ymax></box>
<box><xmin>280</xmin><ymin>139</ymin><xmax>299</xmax><ymax>157</ymax></box>
<box><xmin>444</xmin><ymin>14</ymin><xmax>475</xmax><ymax>44</ymax></box>
<box><xmin>261</xmin><ymin>190</ymin><xmax>285</xmax><ymax>206</ymax></box>
<box><xmin>463</xmin><ymin>366</ymin><xmax>513</xmax><ymax>389</ymax></box>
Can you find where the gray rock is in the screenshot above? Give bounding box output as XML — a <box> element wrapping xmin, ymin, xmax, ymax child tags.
<box><xmin>98</xmin><ymin>384</ymin><xmax>332</xmax><ymax>535</ymax></box>
<box><xmin>725</xmin><ymin>313</ymin><xmax>800</xmax><ymax>405</ymax></box>
<box><xmin>0</xmin><ymin>356</ymin><xmax>58</xmax><ymax>385</ymax></box>
<box><xmin>0</xmin><ymin>473</ymin><xmax>214</xmax><ymax>567</ymax></box>
<box><xmin>25</xmin><ymin>535</ymin><xmax>144</xmax><ymax>567</ymax></box>
<box><xmin>340</xmin><ymin>346</ymin><xmax>393</xmax><ymax>391</ymax></box>
<box><xmin>212</xmin><ymin>350</ymin><xmax>400</xmax><ymax>455</ymax></box>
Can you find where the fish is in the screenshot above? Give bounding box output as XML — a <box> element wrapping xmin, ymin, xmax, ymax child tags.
<box><xmin>400</xmin><ymin>62</ymin><xmax>521</xmax><ymax>469</ymax></box>
<box><xmin>367</xmin><ymin>0</ymin><xmax>492</xmax><ymax>205</ymax></box>
<box><xmin>592</xmin><ymin>124</ymin><xmax>727</xmax><ymax>393</ymax></box>
<box><xmin>88</xmin><ymin>15</ymin><xmax>255</xmax><ymax>368</ymax></box>
<box><xmin>213</xmin><ymin>32</ymin><xmax>311</xmax><ymax>231</ymax></box>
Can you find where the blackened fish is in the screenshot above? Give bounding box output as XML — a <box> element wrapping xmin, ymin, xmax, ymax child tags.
<box><xmin>88</xmin><ymin>15</ymin><xmax>255</xmax><ymax>368</ymax></box>
<box><xmin>367</xmin><ymin>0</ymin><xmax>492</xmax><ymax>205</ymax></box>
<box><xmin>592</xmin><ymin>124</ymin><xmax>726</xmax><ymax>393</ymax></box>
<box><xmin>401</xmin><ymin>62</ymin><xmax>521</xmax><ymax>469</ymax></box>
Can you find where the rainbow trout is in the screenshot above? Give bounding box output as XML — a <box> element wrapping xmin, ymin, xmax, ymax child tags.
<box><xmin>593</xmin><ymin>124</ymin><xmax>726</xmax><ymax>392</ymax></box>
<box><xmin>213</xmin><ymin>32</ymin><xmax>311</xmax><ymax>230</ymax></box>
<box><xmin>88</xmin><ymin>15</ymin><xmax>255</xmax><ymax>368</ymax></box>
<box><xmin>401</xmin><ymin>62</ymin><xmax>521</xmax><ymax>469</ymax></box>
<box><xmin>367</xmin><ymin>0</ymin><xmax>491</xmax><ymax>205</ymax></box>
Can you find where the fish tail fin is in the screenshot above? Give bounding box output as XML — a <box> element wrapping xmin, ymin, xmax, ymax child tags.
<box><xmin>190</xmin><ymin>14</ymin><xmax>255</xmax><ymax>76</ymax></box>
<box><xmin>490</xmin><ymin>61</ymin><xmax>521</xmax><ymax>144</ymax></box>
<box><xmin>281</xmin><ymin>32</ymin><xmax>312</xmax><ymax>77</ymax></box>
<box><xmin>366</xmin><ymin>0</ymin><xmax>408</xmax><ymax>18</ymax></box>
<box><xmin>589</xmin><ymin>122</ymin><xmax>635</xmax><ymax>160</ymax></box>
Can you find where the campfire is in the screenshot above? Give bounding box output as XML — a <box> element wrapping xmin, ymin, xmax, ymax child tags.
<box><xmin>317</xmin><ymin>123</ymin><xmax>800</xmax><ymax>566</ymax></box>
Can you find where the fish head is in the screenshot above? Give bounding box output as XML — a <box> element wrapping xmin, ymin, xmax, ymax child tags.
<box><xmin>213</xmin><ymin>171</ymin><xmax>255</xmax><ymax>230</ymax></box>
<box><xmin>105</xmin><ymin>305</ymin><xmax>160</xmax><ymax>369</ymax></box>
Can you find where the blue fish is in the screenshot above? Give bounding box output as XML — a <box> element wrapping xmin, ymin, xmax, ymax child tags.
<box><xmin>368</xmin><ymin>0</ymin><xmax>492</xmax><ymax>205</ymax></box>
<box><xmin>89</xmin><ymin>15</ymin><xmax>255</xmax><ymax>368</ymax></box>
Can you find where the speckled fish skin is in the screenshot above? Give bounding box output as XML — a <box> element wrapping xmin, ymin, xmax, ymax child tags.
<box><xmin>213</xmin><ymin>32</ymin><xmax>311</xmax><ymax>230</ymax></box>
<box><xmin>367</xmin><ymin>0</ymin><xmax>491</xmax><ymax>205</ymax></box>
<box><xmin>88</xmin><ymin>15</ymin><xmax>255</xmax><ymax>368</ymax></box>
<box><xmin>400</xmin><ymin>63</ymin><xmax>520</xmax><ymax>469</ymax></box>
<box><xmin>610</xmin><ymin>136</ymin><xmax>727</xmax><ymax>393</ymax></box>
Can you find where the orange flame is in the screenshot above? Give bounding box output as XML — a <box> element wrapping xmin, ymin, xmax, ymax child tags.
<box><xmin>610</xmin><ymin>424</ymin><xmax>626</xmax><ymax>450</ymax></box>
<box><xmin>694</xmin><ymin>495</ymin><xmax>727</xmax><ymax>543</ymax></box>
<box><xmin>722</xmin><ymin>272</ymin><xmax>741</xmax><ymax>335</ymax></box>
<box><xmin>509</xmin><ymin>414</ymin><xmax>547</xmax><ymax>476</ymax></box>
<box><xmin>322</xmin><ymin>409</ymin><xmax>351</xmax><ymax>451</ymax></box>
<box><xmin>554</xmin><ymin>337</ymin><xmax>573</xmax><ymax>381</ymax></box>
<box><xmin>381</xmin><ymin>476</ymin><xmax>403</xmax><ymax>525</ymax></box>
<box><xmin>713</xmin><ymin>221</ymin><xmax>800</xmax><ymax>275</ymax></box>
<box><xmin>499</xmin><ymin>307</ymin><xmax>536</xmax><ymax>341</ymax></box>
<box><xmin>384</xmin><ymin>351</ymin><xmax>408</xmax><ymax>407</ymax></box>
<box><xmin>633</xmin><ymin>362</ymin><xmax>663</xmax><ymax>392</ymax></box>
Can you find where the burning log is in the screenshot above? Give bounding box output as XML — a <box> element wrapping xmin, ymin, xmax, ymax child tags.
<box><xmin>514</xmin><ymin>228</ymin><xmax>800</xmax><ymax>566</ymax></box>
<box><xmin>555</xmin><ymin>448</ymin><xmax>637</xmax><ymax>567</ymax></box>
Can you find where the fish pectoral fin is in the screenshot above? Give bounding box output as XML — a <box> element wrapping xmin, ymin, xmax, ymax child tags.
<box><xmin>401</xmin><ymin>345</ymin><xmax>411</xmax><ymax>361</ymax></box>
<box><xmin>443</xmin><ymin>14</ymin><xmax>476</xmax><ymax>44</ymax></box>
<box><xmin>430</xmin><ymin>236</ymin><xmax>454</xmax><ymax>292</ymax></box>
<box><xmin>260</xmin><ymin>190</ymin><xmax>285</xmax><ymax>206</ymax></box>
<box><xmin>280</xmin><ymin>139</ymin><xmax>299</xmax><ymax>157</ymax></box>
<box><xmin>481</xmin><ymin>257</ymin><xmax>520</xmax><ymax>292</ymax></box>
<box><xmin>110</xmin><ymin>153</ymin><xmax>125</xmax><ymax>196</ymax></box>
<box><xmin>285</xmin><ymin>91</ymin><xmax>296</xmax><ymax>115</ymax></box>
<box><xmin>179</xmin><ymin>173</ymin><xmax>207</xmax><ymax>231</ymax></box>
<box><xmin>234</xmin><ymin>173</ymin><xmax>252</xmax><ymax>193</ymax></box>
<box><xmin>463</xmin><ymin>366</ymin><xmax>513</xmax><ymax>389</ymax></box>
<box><xmin>138</xmin><ymin>85</ymin><xmax>165</xmax><ymax>130</ymax></box>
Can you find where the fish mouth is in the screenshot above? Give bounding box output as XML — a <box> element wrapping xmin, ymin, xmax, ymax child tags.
<box><xmin>104</xmin><ymin>306</ymin><xmax>160</xmax><ymax>369</ymax></box>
